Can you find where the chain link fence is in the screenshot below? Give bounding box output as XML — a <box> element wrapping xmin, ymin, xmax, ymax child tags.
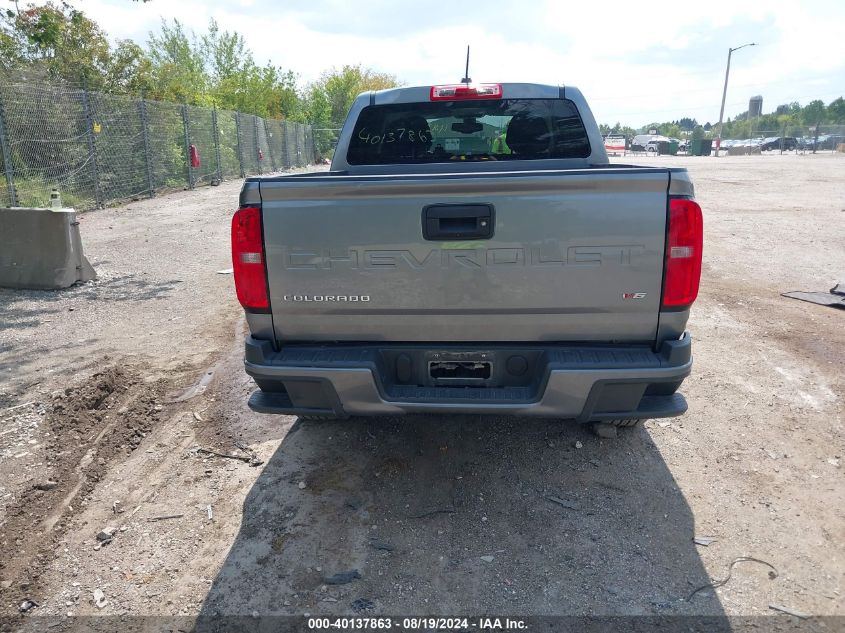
<box><xmin>313</xmin><ymin>128</ymin><xmax>340</xmax><ymax>161</ymax></box>
<box><xmin>0</xmin><ymin>72</ymin><xmax>317</xmax><ymax>210</ymax></box>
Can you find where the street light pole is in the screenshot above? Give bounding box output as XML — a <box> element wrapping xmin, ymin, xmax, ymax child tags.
<box><xmin>714</xmin><ymin>42</ymin><xmax>756</xmax><ymax>156</ymax></box>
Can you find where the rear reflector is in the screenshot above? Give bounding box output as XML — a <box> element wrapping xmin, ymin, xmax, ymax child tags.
<box><xmin>662</xmin><ymin>198</ymin><xmax>703</xmax><ymax>309</ymax></box>
<box><xmin>231</xmin><ymin>206</ymin><xmax>269</xmax><ymax>310</ymax></box>
<box><xmin>430</xmin><ymin>83</ymin><xmax>503</xmax><ymax>101</ymax></box>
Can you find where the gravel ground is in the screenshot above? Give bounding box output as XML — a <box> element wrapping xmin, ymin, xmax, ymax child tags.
<box><xmin>0</xmin><ymin>154</ymin><xmax>842</xmax><ymax>625</ymax></box>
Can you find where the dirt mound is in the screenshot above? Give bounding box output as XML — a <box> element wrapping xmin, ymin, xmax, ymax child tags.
<box><xmin>0</xmin><ymin>364</ymin><xmax>167</xmax><ymax>615</ymax></box>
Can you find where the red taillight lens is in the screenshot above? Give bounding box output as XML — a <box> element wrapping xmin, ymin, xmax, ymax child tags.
<box><xmin>430</xmin><ymin>83</ymin><xmax>503</xmax><ymax>101</ymax></box>
<box><xmin>662</xmin><ymin>198</ymin><xmax>703</xmax><ymax>309</ymax></box>
<box><xmin>231</xmin><ymin>206</ymin><xmax>269</xmax><ymax>310</ymax></box>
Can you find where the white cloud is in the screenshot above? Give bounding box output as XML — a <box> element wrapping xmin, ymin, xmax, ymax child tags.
<box><xmin>75</xmin><ymin>0</ymin><xmax>845</xmax><ymax>126</ymax></box>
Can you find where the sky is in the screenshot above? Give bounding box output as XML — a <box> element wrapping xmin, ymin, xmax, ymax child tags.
<box><xmin>76</xmin><ymin>0</ymin><xmax>845</xmax><ymax>127</ymax></box>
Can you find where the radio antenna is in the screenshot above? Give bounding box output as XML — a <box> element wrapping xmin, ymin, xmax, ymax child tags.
<box><xmin>461</xmin><ymin>45</ymin><xmax>471</xmax><ymax>84</ymax></box>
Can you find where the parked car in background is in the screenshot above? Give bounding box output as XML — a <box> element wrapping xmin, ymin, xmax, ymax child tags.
<box><xmin>796</xmin><ymin>135</ymin><xmax>844</xmax><ymax>151</ymax></box>
<box><xmin>635</xmin><ymin>135</ymin><xmax>673</xmax><ymax>154</ymax></box>
<box><xmin>818</xmin><ymin>134</ymin><xmax>845</xmax><ymax>150</ymax></box>
<box><xmin>730</xmin><ymin>138</ymin><xmax>762</xmax><ymax>150</ymax></box>
<box><xmin>761</xmin><ymin>137</ymin><xmax>797</xmax><ymax>151</ymax></box>
<box><xmin>631</xmin><ymin>133</ymin><xmax>665</xmax><ymax>152</ymax></box>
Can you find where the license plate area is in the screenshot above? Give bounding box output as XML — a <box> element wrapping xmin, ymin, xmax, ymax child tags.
<box><xmin>429</xmin><ymin>360</ymin><xmax>492</xmax><ymax>381</ymax></box>
<box><xmin>428</xmin><ymin>351</ymin><xmax>493</xmax><ymax>385</ymax></box>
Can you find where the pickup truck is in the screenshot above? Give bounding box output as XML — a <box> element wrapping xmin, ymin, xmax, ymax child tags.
<box><xmin>231</xmin><ymin>82</ymin><xmax>702</xmax><ymax>433</ymax></box>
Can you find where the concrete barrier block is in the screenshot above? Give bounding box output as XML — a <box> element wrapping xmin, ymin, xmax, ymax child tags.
<box><xmin>0</xmin><ymin>207</ymin><xmax>97</xmax><ymax>290</ymax></box>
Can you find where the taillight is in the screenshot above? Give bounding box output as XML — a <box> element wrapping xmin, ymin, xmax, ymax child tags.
<box><xmin>231</xmin><ymin>206</ymin><xmax>269</xmax><ymax>310</ymax></box>
<box><xmin>662</xmin><ymin>198</ymin><xmax>703</xmax><ymax>309</ymax></box>
<box><xmin>430</xmin><ymin>83</ymin><xmax>503</xmax><ymax>101</ymax></box>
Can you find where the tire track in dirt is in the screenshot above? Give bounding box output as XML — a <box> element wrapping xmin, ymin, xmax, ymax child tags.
<box><xmin>0</xmin><ymin>366</ymin><xmax>166</xmax><ymax>614</ymax></box>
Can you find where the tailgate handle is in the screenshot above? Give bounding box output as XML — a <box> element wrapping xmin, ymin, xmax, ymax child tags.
<box><xmin>422</xmin><ymin>204</ymin><xmax>494</xmax><ymax>241</ymax></box>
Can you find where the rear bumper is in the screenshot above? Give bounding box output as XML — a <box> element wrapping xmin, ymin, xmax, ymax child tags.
<box><xmin>243</xmin><ymin>334</ymin><xmax>692</xmax><ymax>422</ymax></box>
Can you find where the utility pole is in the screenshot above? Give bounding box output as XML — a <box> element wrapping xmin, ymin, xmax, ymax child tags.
<box><xmin>714</xmin><ymin>42</ymin><xmax>756</xmax><ymax>157</ymax></box>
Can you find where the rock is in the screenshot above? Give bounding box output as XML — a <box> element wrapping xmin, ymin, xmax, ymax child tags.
<box><xmin>574</xmin><ymin>441</ymin><xmax>583</xmax><ymax>449</ymax></box>
<box><xmin>19</xmin><ymin>599</ymin><xmax>38</xmax><ymax>613</ymax></box>
<box><xmin>480</xmin><ymin>555</ymin><xmax>494</xmax><ymax>563</ymax></box>
<box><xmin>298</xmin><ymin>481</ymin><xmax>306</xmax><ymax>489</ymax></box>
<box><xmin>96</xmin><ymin>527</ymin><xmax>116</xmax><ymax>542</ymax></box>
<box><xmin>34</xmin><ymin>480</ymin><xmax>59</xmax><ymax>491</ymax></box>
<box><xmin>93</xmin><ymin>588</ymin><xmax>107</xmax><ymax>609</ymax></box>
<box><xmin>324</xmin><ymin>570</ymin><xmax>361</xmax><ymax>585</ymax></box>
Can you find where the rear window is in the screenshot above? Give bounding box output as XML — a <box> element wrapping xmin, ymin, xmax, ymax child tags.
<box><xmin>346</xmin><ymin>99</ymin><xmax>591</xmax><ymax>165</ymax></box>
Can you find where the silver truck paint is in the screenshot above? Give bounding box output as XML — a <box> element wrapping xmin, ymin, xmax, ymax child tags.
<box><xmin>236</xmin><ymin>83</ymin><xmax>699</xmax><ymax>423</ymax></box>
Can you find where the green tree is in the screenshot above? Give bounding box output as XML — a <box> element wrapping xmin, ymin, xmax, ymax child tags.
<box><xmin>801</xmin><ymin>99</ymin><xmax>826</xmax><ymax>126</ymax></box>
<box><xmin>201</xmin><ymin>19</ymin><xmax>249</xmax><ymax>84</ymax></box>
<box><xmin>678</xmin><ymin>117</ymin><xmax>697</xmax><ymax>131</ymax></box>
<box><xmin>827</xmin><ymin>97</ymin><xmax>845</xmax><ymax>122</ymax></box>
<box><xmin>1</xmin><ymin>2</ymin><xmax>112</xmax><ymax>86</ymax></box>
<box><xmin>104</xmin><ymin>39</ymin><xmax>153</xmax><ymax>93</ymax></box>
<box><xmin>310</xmin><ymin>64</ymin><xmax>401</xmax><ymax>126</ymax></box>
<box><xmin>146</xmin><ymin>18</ymin><xmax>302</xmax><ymax>118</ymax></box>
<box><xmin>146</xmin><ymin>18</ymin><xmax>208</xmax><ymax>103</ymax></box>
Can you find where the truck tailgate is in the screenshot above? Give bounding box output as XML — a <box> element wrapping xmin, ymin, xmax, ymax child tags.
<box><xmin>259</xmin><ymin>168</ymin><xmax>670</xmax><ymax>343</ymax></box>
